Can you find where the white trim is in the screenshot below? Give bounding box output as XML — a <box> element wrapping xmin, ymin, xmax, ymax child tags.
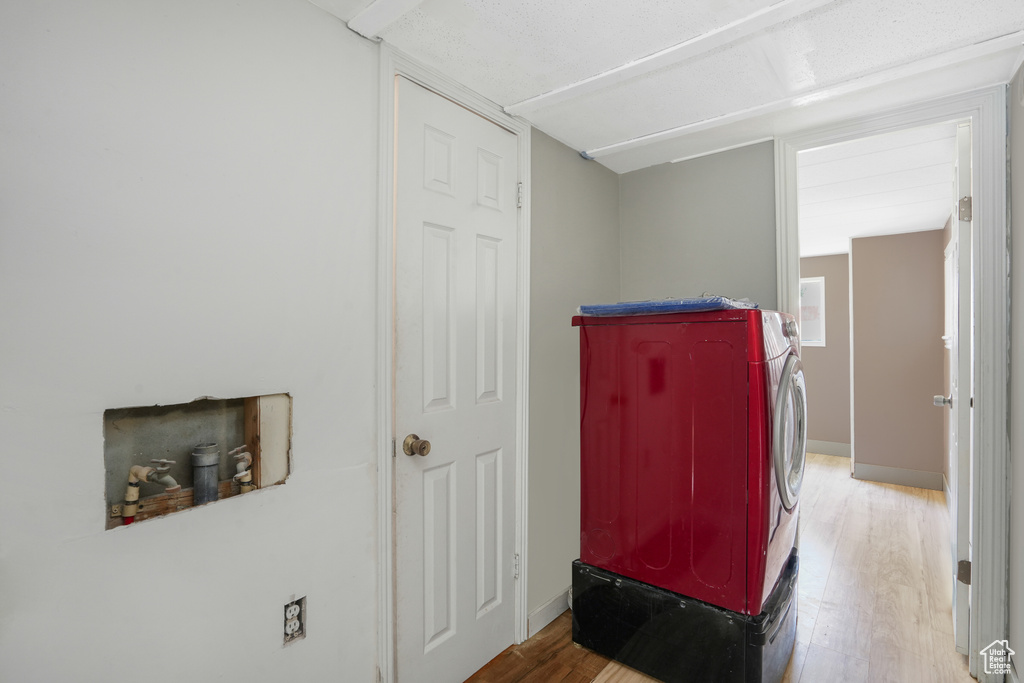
<box><xmin>376</xmin><ymin>44</ymin><xmax>533</xmax><ymax>683</ymax></box>
<box><xmin>968</xmin><ymin>85</ymin><xmax>1009</xmax><ymax>683</ymax></box>
<box><xmin>504</xmin><ymin>0</ymin><xmax>837</xmax><ymax>117</ymax></box>
<box><xmin>347</xmin><ymin>0</ymin><xmax>422</xmax><ymax>40</ymax></box>
<box><xmin>583</xmin><ymin>32</ymin><xmax>1023</xmax><ymax>161</ymax></box>
<box><xmin>376</xmin><ymin>44</ymin><xmax>396</xmax><ymax>683</ymax></box>
<box><xmin>670</xmin><ymin>136</ymin><xmax>774</xmax><ymax>164</ymax></box>
<box><xmin>775</xmin><ymin>137</ymin><xmax>800</xmax><ymax>315</ymax></box>
<box><xmin>514</xmin><ymin>99</ymin><xmax>533</xmax><ymax>649</ymax></box>
<box><xmin>527</xmin><ymin>587</ymin><xmax>570</xmax><ymax>639</ymax></box>
<box><xmin>806</xmin><ymin>440</ymin><xmax>850</xmax><ymax>458</ymax></box>
<box><xmin>775</xmin><ymin>85</ymin><xmax>1010</xmax><ymax>681</ymax></box>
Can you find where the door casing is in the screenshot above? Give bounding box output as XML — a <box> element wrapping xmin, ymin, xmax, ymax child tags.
<box><xmin>375</xmin><ymin>45</ymin><xmax>532</xmax><ymax>683</ymax></box>
<box><xmin>775</xmin><ymin>86</ymin><xmax>1009</xmax><ymax>682</ymax></box>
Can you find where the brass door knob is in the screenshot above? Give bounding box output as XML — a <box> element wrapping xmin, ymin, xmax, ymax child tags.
<box><xmin>403</xmin><ymin>434</ymin><xmax>431</xmax><ymax>456</ymax></box>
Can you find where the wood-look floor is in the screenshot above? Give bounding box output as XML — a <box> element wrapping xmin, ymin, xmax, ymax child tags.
<box><xmin>466</xmin><ymin>453</ymin><xmax>973</xmax><ymax>683</ymax></box>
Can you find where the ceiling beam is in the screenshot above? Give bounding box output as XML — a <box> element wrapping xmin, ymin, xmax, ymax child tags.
<box><xmin>582</xmin><ymin>31</ymin><xmax>1024</xmax><ymax>161</ymax></box>
<box><xmin>347</xmin><ymin>0</ymin><xmax>423</xmax><ymax>39</ymax></box>
<box><xmin>504</xmin><ymin>0</ymin><xmax>838</xmax><ymax>117</ymax></box>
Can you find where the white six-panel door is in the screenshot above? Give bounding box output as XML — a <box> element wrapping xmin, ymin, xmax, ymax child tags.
<box><xmin>394</xmin><ymin>76</ymin><xmax>519</xmax><ymax>683</ymax></box>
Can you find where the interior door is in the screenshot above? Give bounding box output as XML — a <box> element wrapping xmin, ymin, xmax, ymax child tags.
<box><xmin>949</xmin><ymin>121</ymin><xmax>972</xmax><ymax>655</ymax></box>
<box><xmin>393</xmin><ymin>76</ymin><xmax>520</xmax><ymax>683</ymax></box>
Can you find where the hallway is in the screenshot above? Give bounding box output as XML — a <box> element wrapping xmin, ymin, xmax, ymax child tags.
<box><xmin>468</xmin><ymin>453</ymin><xmax>973</xmax><ymax>682</ymax></box>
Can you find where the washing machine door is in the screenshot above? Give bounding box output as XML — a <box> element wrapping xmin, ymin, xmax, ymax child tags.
<box><xmin>774</xmin><ymin>353</ymin><xmax>807</xmax><ymax>511</ymax></box>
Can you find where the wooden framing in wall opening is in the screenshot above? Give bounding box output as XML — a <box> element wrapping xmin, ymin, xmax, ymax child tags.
<box><xmin>104</xmin><ymin>393</ymin><xmax>292</xmax><ymax>530</ymax></box>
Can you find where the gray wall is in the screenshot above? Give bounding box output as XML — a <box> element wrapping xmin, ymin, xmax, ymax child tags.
<box><xmin>0</xmin><ymin>1</ymin><xmax>380</xmax><ymax>680</ymax></box>
<box><xmin>0</xmin><ymin>2</ymin><xmax>787</xmax><ymax>671</ymax></box>
<box><xmin>1009</xmin><ymin>63</ymin><xmax>1024</xmax><ymax>676</ymax></box>
<box><xmin>800</xmin><ymin>254</ymin><xmax>851</xmax><ymax>446</ymax></box>
<box><xmin>526</xmin><ymin>137</ymin><xmax>781</xmax><ymax>630</ymax></box>
<box><xmin>528</xmin><ymin>130</ymin><xmax>620</xmax><ymax>617</ymax></box>
<box><xmin>850</xmin><ymin>230</ymin><xmax>945</xmax><ymax>484</ymax></box>
<box><xmin>619</xmin><ymin>142</ymin><xmax>778</xmax><ymax>308</ymax></box>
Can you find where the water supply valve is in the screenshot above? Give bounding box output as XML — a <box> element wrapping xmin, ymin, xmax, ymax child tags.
<box><xmin>230</xmin><ymin>445</ymin><xmax>255</xmax><ymax>493</ymax></box>
<box><xmin>121</xmin><ymin>458</ymin><xmax>181</xmax><ymax>524</ymax></box>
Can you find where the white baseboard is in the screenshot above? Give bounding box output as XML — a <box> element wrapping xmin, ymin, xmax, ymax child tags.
<box><xmin>806</xmin><ymin>440</ymin><xmax>851</xmax><ymax>457</ymax></box>
<box><xmin>527</xmin><ymin>587</ymin><xmax>570</xmax><ymax>638</ymax></box>
<box><xmin>853</xmin><ymin>462</ymin><xmax>943</xmax><ymax>491</ymax></box>
<box><xmin>1011</xmin><ymin>657</ymin><xmax>1020</xmax><ymax>683</ymax></box>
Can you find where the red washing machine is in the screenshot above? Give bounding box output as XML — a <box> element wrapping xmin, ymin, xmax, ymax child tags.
<box><xmin>570</xmin><ymin>302</ymin><xmax>806</xmax><ymax>683</ymax></box>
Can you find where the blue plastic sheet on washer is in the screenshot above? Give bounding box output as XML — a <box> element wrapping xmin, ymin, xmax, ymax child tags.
<box><xmin>577</xmin><ymin>296</ymin><xmax>758</xmax><ymax>317</ymax></box>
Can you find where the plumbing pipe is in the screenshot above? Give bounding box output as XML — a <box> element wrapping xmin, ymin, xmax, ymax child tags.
<box><xmin>122</xmin><ymin>465</ymin><xmax>151</xmax><ymax>525</ymax></box>
<box><xmin>230</xmin><ymin>446</ymin><xmax>255</xmax><ymax>494</ymax></box>
<box><xmin>147</xmin><ymin>458</ymin><xmax>182</xmax><ymax>493</ymax></box>
<box><xmin>149</xmin><ymin>472</ymin><xmax>180</xmax><ymax>490</ymax></box>
<box><xmin>121</xmin><ymin>460</ymin><xmax>181</xmax><ymax>525</ymax></box>
<box><xmin>191</xmin><ymin>443</ymin><xmax>220</xmax><ymax>506</ymax></box>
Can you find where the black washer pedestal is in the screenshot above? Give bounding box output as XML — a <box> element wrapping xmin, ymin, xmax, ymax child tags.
<box><xmin>571</xmin><ymin>552</ymin><xmax>798</xmax><ymax>683</ymax></box>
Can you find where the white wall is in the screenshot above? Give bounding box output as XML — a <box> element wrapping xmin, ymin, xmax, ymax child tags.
<box><xmin>0</xmin><ymin>2</ymin><xmax>380</xmax><ymax>681</ymax></box>
<box><xmin>618</xmin><ymin>142</ymin><xmax>778</xmax><ymax>308</ymax></box>
<box><xmin>1008</xmin><ymin>64</ymin><xmax>1024</xmax><ymax>676</ymax></box>
<box><xmin>527</xmin><ymin>131</ymin><xmax>620</xmax><ymax>619</ymax></box>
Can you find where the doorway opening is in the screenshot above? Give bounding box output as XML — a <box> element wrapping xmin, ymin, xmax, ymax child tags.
<box><xmin>775</xmin><ymin>86</ymin><xmax>1009</xmax><ymax>677</ymax></box>
<box><xmin>795</xmin><ymin>117</ymin><xmax>971</xmax><ymax>657</ymax></box>
<box><xmin>796</xmin><ymin>120</ymin><xmax>958</xmax><ymax>485</ymax></box>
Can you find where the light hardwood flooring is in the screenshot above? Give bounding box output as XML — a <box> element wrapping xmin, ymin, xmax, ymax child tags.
<box><xmin>467</xmin><ymin>453</ymin><xmax>973</xmax><ymax>683</ymax></box>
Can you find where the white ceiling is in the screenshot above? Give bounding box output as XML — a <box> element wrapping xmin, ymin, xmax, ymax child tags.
<box><xmin>316</xmin><ymin>0</ymin><xmax>1024</xmax><ymax>174</ymax></box>
<box><xmin>311</xmin><ymin>0</ymin><xmax>1017</xmax><ymax>254</ymax></box>
<box><xmin>798</xmin><ymin>122</ymin><xmax>958</xmax><ymax>257</ymax></box>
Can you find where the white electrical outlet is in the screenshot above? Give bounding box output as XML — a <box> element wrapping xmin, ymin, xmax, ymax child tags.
<box><xmin>283</xmin><ymin>597</ymin><xmax>306</xmax><ymax>645</ymax></box>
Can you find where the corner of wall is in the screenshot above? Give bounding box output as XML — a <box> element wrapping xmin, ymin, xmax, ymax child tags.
<box><xmin>1007</xmin><ymin>57</ymin><xmax>1024</xmax><ymax>679</ymax></box>
<box><xmin>616</xmin><ymin>166</ymin><xmax>626</xmax><ymax>303</ymax></box>
<box><xmin>527</xmin><ymin>130</ymin><xmax>621</xmax><ymax>615</ymax></box>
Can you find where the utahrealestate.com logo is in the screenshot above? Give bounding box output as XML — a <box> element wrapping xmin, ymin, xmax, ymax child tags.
<box><xmin>979</xmin><ymin>639</ymin><xmax>1015</xmax><ymax>676</ymax></box>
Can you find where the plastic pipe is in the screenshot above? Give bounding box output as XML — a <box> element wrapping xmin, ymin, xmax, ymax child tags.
<box><xmin>231</xmin><ymin>446</ymin><xmax>255</xmax><ymax>493</ymax></box>
<box><xmin>122</xmin><ymin>465</ymin><xmax>152</xmax><ymax>525</ymax></box>
<box><xmin>121</xmin><ymin>461</ymin><xmax>181</xmax><ymax>525</ymax></box>
<box><xmin>191</xmin><ymin>443</ymin><xmax>220</xmax><ymax>506</ymax></box>
<box><xmin>149</xmin><ymin>472</ymin><xmax>182</xmax><ymax>492</ymax></box>
<box><xmin>146</xmin><ymin>459</ymin><xmax>181</xmax><ymax>493</ymax></box>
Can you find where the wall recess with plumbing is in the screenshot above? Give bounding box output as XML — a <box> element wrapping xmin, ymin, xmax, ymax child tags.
<box><xmin>103</xmin><ymin>394</ymin><xmax>292</xmax><ymax>529</ymax></box>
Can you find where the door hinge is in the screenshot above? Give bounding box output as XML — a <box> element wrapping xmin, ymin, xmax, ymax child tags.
<box><xmin>957</xmin><ymin>559</ymin><xmax>971</xmax><ymax>585</ymax></box>
<box><xmin>958</xmin><ymin>195</ymin><xmax>972</xmax><ymax>222</ymax></box>
<box><xmin>517</xmin><ymin>182</ymin><xmax>523</xmax><ymax>209</ymax></box>
<box><xmin>513</xmin><ymin>553</ymin><xmax>520</xmax><ymax>580</ymax></box>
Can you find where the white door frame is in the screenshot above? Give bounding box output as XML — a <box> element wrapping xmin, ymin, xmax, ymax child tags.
<box><xmin>775</xmin><ymin>86</ymin><xmax>1009</xmax><ymax>682</ymax></box>
<box><xmin>375</xmin><ymin>45</ymin><xmax>532</xmax><ymax>683</ymax></box>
